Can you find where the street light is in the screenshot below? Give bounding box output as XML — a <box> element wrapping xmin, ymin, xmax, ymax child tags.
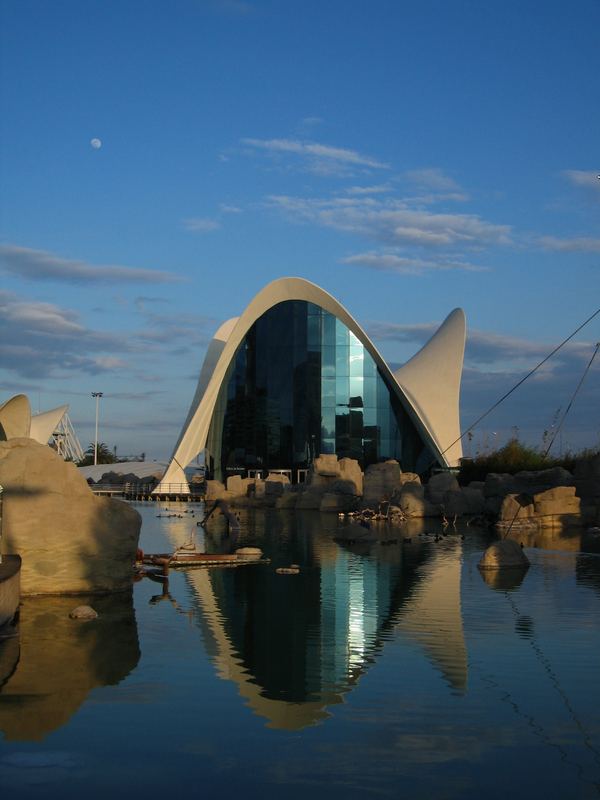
<box><xmin>92</xmin><ymin>392</ymin><xmax>103</xmax><ymax>466</ymax></box>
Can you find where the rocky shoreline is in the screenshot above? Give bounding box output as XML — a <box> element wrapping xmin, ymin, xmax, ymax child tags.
<box><xmin>204</xmin><ymin>452</ymin><xmax>600</xmax><ymax>533</ymax></box>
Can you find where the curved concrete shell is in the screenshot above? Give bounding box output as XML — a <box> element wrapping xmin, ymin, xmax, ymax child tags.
<box><xmin>156</xmin><ymin>277</ymin><xmax>465</xmax><ymax>492</ymax></box>
<box><xmin>29</xmin><ymin>404</ymin><xmax>69</xmax><ymax>445</ymax></box>
<box><xmin>0</xmin><ymin>394</ymin><xmax>31</xmax><ymax>441</ymax></box>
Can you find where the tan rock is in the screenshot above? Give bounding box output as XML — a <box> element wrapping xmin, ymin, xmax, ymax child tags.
<box><xmin>205</xmin><ymin>479</ymin><xmax>227</xmax><ymax>502</ymax></box>
<box><xmin>313</xmin><ymin>454</ymin><xmax>340</xmax><ymax>477</ymax></box>
<box><xmin>69</xmin><ymin>605</ymin><xmax>98</xmax><ymax>620</ymax></box>
<box><xmin>499</xmin><ymin>493</ymin><xmax>535</xmax><ymax>521</ymax></box>
<box><xmin>0</xmin><ymin>439</ymin><xmax>140</xmax><ymax>595</ymax></box>
<box><xmin>338</xmin><ymin>458</ymin><xmax>363</xmax><ymax>495</ymax></box>
<box><xmin>478</xmin><ymin>539</ymin><xmax>530</xmax><ymax>570</ymax></box>
<box><xmin>265</xmin><ymin>472</ymin><xmax>291</xmax><ymax>484</ymax></box>
<box><xmin>400</xmin><ymin>471</ymin><xmax>421</xmax><ymax>486</ymax></box>
<box><xmin>362</xmin><ymin>460</ymin><xmax>401</xmax><ymax>505</ymax></box>
<box><xmin>426</xmin><ymin>472</ymin><xmax>460</xmax><ymax>504</ymax></box>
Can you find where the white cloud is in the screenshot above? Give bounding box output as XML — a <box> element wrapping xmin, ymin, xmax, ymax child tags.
<box><xmin>368</xmin><ymin>318</ymin><xmax>594</xmax><ymax>368</ymax></box>
<box><xmin>341</xmin><ymin>251</ymin><xmax>487</xmax><ymax>275</ymax></box>
<box><xmin>219</xmin><ymin>203</ymin><xmax>242</xmax><ymax>214</ymax></box>
<box><xmin>267</xmin><ymin>194</ymin><xmax>511</xmax><ymax>249</ymax></box>
<box><xmin>345</xmin><ymin>184</ymin><xmax>393</xmax><ymax>196</ymax></box>
<box><xmin>403</xmin><ymin>168</ymin><xmax>462</xmax><ymax>192</ymax></box>
<box><xmin>241</xmin><ymin>137</ymin><xmax>389</xmax><ymax>171</ymax></box>
<box><xmin>0</xmin><ymin>244</ymin><xmax>183</xmax><ymax>285</ymax></box>
<box><xmin>300</xmin><ymin>116</ymin><xmax>323</xmax><ymax>128</ymax></box>
<box><xmin>562</xmin><ymin>170</ymin><xmax>600</xmax><ymax>191</ymax></box>
<box><xmin>538</xmin><ymin>235</ymin><xmax>600</xmax><ymax>253</ymax></box>
<box><xmin>182</xmin><ymin>217</ymin><xmax>221</xmax><ymax>232</ymax></box>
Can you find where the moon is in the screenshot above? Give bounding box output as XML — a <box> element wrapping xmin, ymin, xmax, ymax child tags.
<box><xmin>90</xmin><ymin>138</ymin><xmax>102</xmax><ymax>150</ymax></box>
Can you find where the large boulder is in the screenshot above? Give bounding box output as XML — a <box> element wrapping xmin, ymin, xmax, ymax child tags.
<box><xmin>498</xmin><ymin>493</ymin><xmax>535</xmax><ymax>521</ymax></box>
<box><xmin>338</xmin><ymin>458</ymin><xmax>363</xmax><ymax>495</ymax></box>
<box><xmin>362</xmin><ymin>460</ymin><xmax>401</xmax><ymax>506</ymax></box>
<box><xmin>205</xmin><ymin>479</ymin><xmax>227</xmax><ymax>502</ymax></box>
<box><xmin>533</xmin><ymin>486</ymin><xmax>581</xmax><ymax>527</ymax></box>
<box><xmin>484</xmin><ymin>468</ymin><xmax>575</xmax><ymax>501</ymax></box>
<box><xmin>426</xmin><ymin>472</ymin><xmax>460</xmax><ymax>504</ymax></box>
<box><xmin>396</xmin><ymin>483</ymin><xmax>440</xmax><ymax>518</ymax></box>
<box><xmin>478</xmin><ymin>539</ymin><xmax>530</xmax><ymax>571</ymax></box>
<box><xmin>0</xmin><ymin>438</ymin><xmax>140</xmax><ymax>595</ymax></box>
<box><xmin>313</xmin><ymin>454</ymin><xmax>340</xmax><ymax>477</ymax></box>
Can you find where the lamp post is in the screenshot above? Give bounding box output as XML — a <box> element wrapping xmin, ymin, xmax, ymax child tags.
<box><xmin>92</xmin><ymin>392</ymin><xmax>103</xmax><ymax>466</ymax></box>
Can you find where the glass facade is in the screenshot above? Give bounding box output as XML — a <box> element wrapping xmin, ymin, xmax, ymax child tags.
<box><xmin>206</xmin><ymin>300</ymin><xmax>434</xmax><ymax>481</ymax></box>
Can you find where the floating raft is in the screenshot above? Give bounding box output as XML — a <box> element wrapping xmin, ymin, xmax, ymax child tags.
<box><xmin>139</xmin><ymin>547</ymin><xmax>268</xmax><ymax>570</ymax></box>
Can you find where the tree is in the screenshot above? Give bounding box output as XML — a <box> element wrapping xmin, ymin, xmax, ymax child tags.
<box><xmin>77</xmin><ymin>442</ymin><xmax>117</xmax><ymax>467</ymax></box>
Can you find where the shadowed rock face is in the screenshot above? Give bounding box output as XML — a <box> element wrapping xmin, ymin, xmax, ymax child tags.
<box><xmin>0</xmin><ymin>438</ymin><xmax>141</xmax><ymax>594</ymax></box>
<box><xmin>0</xmin><ymin>591</ymin><xmax>140</xmax><ymax>741</ymax></box>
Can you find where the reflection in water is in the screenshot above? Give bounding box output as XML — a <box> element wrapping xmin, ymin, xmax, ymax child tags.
<box><xmin>164</xmin><ymin>511</ymin><xmax>468</xmax><ymax>729</ymax></box>
<box><xmin>479</xmin><ymin>566</ymin><xmax>529</xmax><ymax>593</ymax></box>
<box><xmin>0</xmin><ymin>591</ymin><xmax>140</xmax><ymax>741</ymax></box>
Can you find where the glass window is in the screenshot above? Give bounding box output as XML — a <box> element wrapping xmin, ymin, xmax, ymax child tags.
<box><xmin>321</xmin><ymin>345</ymin><xmax>335</xmax><ymax>377</ymax></box>
<box><xmin>336</xmin><ymin>318</ymin><xmax>348</xmax><ymax>347</ymax></box>
<box><xmin>349</xmin><ymin>350</ymin><xmax>364</xmax><ymax>377</ymax></box>
<box><xmin>321</xmin><ymin>377</ymin><xmax>336</xmax><ymax>404</ymax></box>
<box><xmin>207</xmin><ymin>298</ymin><xmax>435</xmax><ymax>480</ymax></box>
<box><xmin>336</xmin><ymin>346</ymin><xmax>349</xmax><ymax>376</ymax></box>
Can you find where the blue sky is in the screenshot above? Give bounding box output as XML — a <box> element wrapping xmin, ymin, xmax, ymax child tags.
<box><xmin>1</xmin><ymin>0</ymin><xmax>599</xmax><ymax>459</ymax></box>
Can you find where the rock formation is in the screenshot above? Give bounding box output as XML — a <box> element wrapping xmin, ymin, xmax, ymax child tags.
<box><xmin>0</xmin><ymin>438</ymin><xmax>141</xmax><ymax>595</ymax></box>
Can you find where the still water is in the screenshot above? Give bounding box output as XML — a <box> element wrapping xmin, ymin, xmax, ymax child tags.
<box><xmin>1</xmin><ymin>504</ymin><xmax>600</xmax><ymax>799</ymax></box>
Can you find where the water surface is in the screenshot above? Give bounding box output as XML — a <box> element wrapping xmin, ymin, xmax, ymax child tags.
<box><xmin>1</xmin><ymin>504</ymin><xmax>600</xmax><ymax>799</ymax></box>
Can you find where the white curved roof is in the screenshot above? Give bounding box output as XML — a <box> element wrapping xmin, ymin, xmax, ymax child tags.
<box><xmin>29</xmin><ymin>404</ymin><xmax>69</xmax><ymax>445</ymax></box>
<box><xmin>156</xmin><ymin>277</ymin><xmax>465</xmax><ymax>491</ymax></box>
<box><xmin>0</xmin><ymin>394</ymin><xmax>31</xmax><ymax>440</ymax></box>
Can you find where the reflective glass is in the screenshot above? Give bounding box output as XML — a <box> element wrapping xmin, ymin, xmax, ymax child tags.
<box><xmin>205</xmin><ymin>299</ymin><xmax>434</xmax><ymax>480</ymax></box>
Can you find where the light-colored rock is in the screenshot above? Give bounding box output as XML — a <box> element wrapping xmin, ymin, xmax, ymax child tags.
<box><xmin>426</xmin><ymin>472</ymin><xmax>460</xmax><ymax>504</ymax></box>
<box><xmin>313</xmin><ymin>454</ymin><xmax>340</xmax><ymax>477</ymax></box>
<box><xmin>0</xmin><ymin>438</ymin><xmax>140</xmax><ymax>595</ymax></box>
<box><xmin>399</xmin><ymin>472</ymin><xmax>421</xmax><ymax>486</ymax></box>
<box><xmin>69</xmin><ymin>605</ymin><xmax>98</xmax><ymax>620</ymax></box>
<box><xmin>362</xmin><ymin>460</ymin><xmax>401</xmax><ymax>506</ymax></box>
<box><xmin>397</xmin><ymin>483</ymin><xmax>440</xmax><ymax>517</ymax></box>
<box><xmin>226</xmin><ymin>475</ymin><xmax>245</xmax><ymax>495</ymax></box>
<box><xmin>499</xmin><ymin>493</ymin><xmax>535</xmax><ymax>521</ymax></box>
<box><xmin>338</xmin><ymin>458</ymin><xmax>363</xmax><ymax>495</ymax></box>
<box><xmin>205</xmin><ymin>479</ymin><xmax>227</xmax><ymax>502</ymax></box>
<box><xmin>478</xmin><ymin>539</ymin><xmax>530</xmax><ymax>570</ymax></box>
<box><xmin>266</xmin><ymin>472</ymin><xmax>291</xmax><ymax>484</ymax></box>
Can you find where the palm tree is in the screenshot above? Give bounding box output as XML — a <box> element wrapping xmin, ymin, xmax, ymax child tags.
<box><xmin>78</xmin><ymin>442</ymin><xmax>117</xmax><ymax>466</ymax></box>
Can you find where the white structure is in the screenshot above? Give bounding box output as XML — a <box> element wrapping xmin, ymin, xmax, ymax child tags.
<box><xmin>156</xmin><ymin>277</ymin><xmax>466</xmax><ymax>493</ymax></box>
<box><xmin>0</xmin><ymin>395</ymin><xmax>84</xmax><ymax>462</ymax></box>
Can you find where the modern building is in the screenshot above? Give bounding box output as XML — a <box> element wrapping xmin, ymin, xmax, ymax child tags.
<box><xmin>0</xmin><ymin>394</ymin><xmax>84</xmax><ymax>461</ymax></box>
<box><xmin>156</xmin><ymin>277</ymin><xmax>466</xmax><ymax>491</ymax></box>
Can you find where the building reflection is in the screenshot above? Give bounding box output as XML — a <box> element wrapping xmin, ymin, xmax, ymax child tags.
<box><xmin>0</xmin><ymin>590</ymin><xmax>140</xmax><ymax>741</ymax></box>
<box><xmin>167</xmin><ymin>512</ymin><xmax>468</xmax><ymax>729</ymax></box>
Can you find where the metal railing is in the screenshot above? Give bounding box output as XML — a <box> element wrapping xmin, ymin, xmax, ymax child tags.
<box><xmin>90</xmin><ymin>482</ymin><xmax>205</xmax><ymax>497</ymax></box>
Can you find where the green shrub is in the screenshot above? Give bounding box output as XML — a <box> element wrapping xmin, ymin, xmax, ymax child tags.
<box><xmin>457</xmin><ymin>438</ymin><xmax>589</xmax><ymax>485</ymax></box>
